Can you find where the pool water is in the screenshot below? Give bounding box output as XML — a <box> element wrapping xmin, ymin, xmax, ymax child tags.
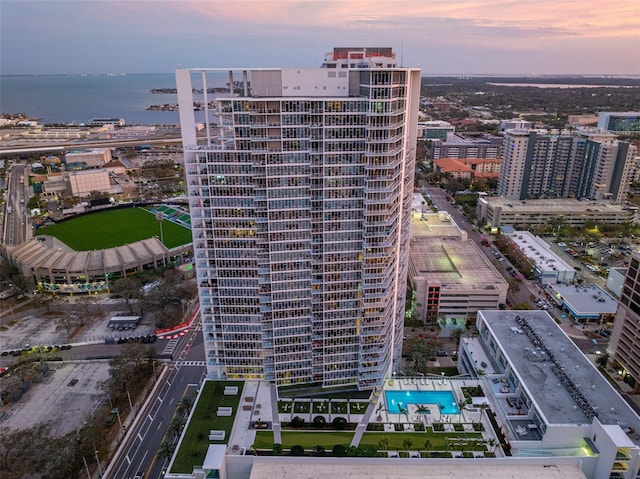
<box><xmin>385</xmin><ymin>390</ymin><xmax>459</xmax><ymax>414</ymax></box>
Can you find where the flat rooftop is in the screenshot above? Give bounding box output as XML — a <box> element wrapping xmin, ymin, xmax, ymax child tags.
<box><xmin>411</xmin><ymin>213</ymin><xmax>463</xmax><ymax>239</ymax></box>
<box><xmin>483</xmin><ymin>197</ymin><xmax>631</xmax><ymax>215</ymax></box>
<box><xmin>410</xmin><ymin>237</ymin><xmax>507</xmax><ymax>291</ymax></box>
<box><xmin>249</xmin><ymin>460</ymin><xmax>586</xmax><ymax>479</ymax></box>
<box><xmin>411</xmin><ymin>193</ymin><xmax>464</xmax><ymax>238</ymax></box>
<box><xmin>479</xmin><ymin>310</ymin><xmax>640</xmax><ymax>437</ymax></box>
<box><xmin>550</xmin><ymin>283</ymin><xmax>618</xmax><ymax>316</ymax></box>
<box><xmin>509</xmin><ymin>231</ymin><xmax>574</xmax><ymax>273</ymax></box>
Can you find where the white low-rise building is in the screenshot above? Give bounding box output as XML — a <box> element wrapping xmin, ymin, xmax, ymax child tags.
<box><xmin>459</xmin><ymin>310</ymin><xmax>640</xmax><ymax>479</ymax></box>
<box><xmin>504</xmin><ymin>231</ymin><xmax>576</xmax><ymax>284</ymax></box>
<box><xmin>546</xmin><ymin>283</ymin><xmax>618</xmax><ymax>325</ymax></box>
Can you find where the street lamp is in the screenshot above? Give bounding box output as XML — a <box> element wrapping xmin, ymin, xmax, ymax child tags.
<box><xmin>94</xmin><ymin>449</ymin><xmax>103</xmax><ymax>478</ymax></box>
<box><xmin>152</xmin><ymin>360</ymin><xmax>157</xmax><ymax>384</ymax></box>
<box><xmin>115</xmin><ymin>407</ymin><xmax>125</xmax><ymax>437</ymax></box>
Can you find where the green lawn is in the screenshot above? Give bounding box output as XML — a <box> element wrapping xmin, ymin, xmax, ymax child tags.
<box><xmin>171</xmin><ymin>381</ymin><xmax>244</xmax><ymax>474</ymax></box>
<box><xmin>253</xmin><ymin>429</ymin><xmax>485</xmax><ymax>451</ymax></box>
<box><xmin>37</xmin><ymin>207</ymin><xmax>192</xmax><ymax>250</ymax></box>
<box><xmin>253</xmin><ymin>430</ymin><xmax>355</xmax><ymax>449</ymax></box>
<box><xmin>359</xmin><ymin>431</ymin><xmax>484</xmax><ymax>450</ymax></box>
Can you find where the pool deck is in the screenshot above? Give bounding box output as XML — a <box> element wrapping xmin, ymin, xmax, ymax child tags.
<box><xmin>220</xmin><ymin>376</ymin><xmax>502</xmax><ymax>458</ymax></box>
<box><xmin>375</xmin><ymin>376</ymin><xmax>487</xmax><ymax>428</ymax></box>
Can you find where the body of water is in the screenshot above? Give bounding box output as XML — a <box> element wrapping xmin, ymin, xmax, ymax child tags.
<box><xmin>487</xmin><ymin>82</ymin><xmax>638</xmax><ymax>89</ymax></box>
<box><xmin>1</xmin><ymin>73</ymin><xmax>181</xmax><ymax>125</ymax></box>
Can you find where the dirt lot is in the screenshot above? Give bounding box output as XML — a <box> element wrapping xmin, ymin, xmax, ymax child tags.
<box><xmin>0</xmin><ymin>297</ymin><xmax>152</xmax><ymax>436</ymax></box>
<box><xmin>0</xmin><ymin>361</ymin><xmax>111</xmax><ymax>436</ymax></box>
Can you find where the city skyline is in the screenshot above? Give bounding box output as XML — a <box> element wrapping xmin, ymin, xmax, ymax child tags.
<box><xmin>1</xmin><ymin>0</ymin><xmax>639</xmax><ymax>77</ymax></box>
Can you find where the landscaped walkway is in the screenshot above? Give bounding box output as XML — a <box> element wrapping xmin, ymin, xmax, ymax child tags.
<box><xmin>350</xmin><ymin>395</ymin><xmax>377</xmax><ymax>446</ymax></box>
<box><xmin>270</xmin><ymin>383</ymin><xmax>282</xmax><ymax>444</ymax></box>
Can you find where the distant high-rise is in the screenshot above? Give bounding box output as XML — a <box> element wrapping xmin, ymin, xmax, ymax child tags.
<box><xmin>609</xmin><ymin>252</ymin><xmax>640</xmax><ymax>394</ymax></box>
<box><xmin>176</xmin><ymin>48</ymin><xmax>421</xmax><ymax>390</ymax></box>
<box><xmin>571</xmin><ymin>129</ymin><xmax>638</xmax><ymax>203</ymax></box>
<box><xmin>497</xmin><ymin>128</ymin><xmax>637</xmax><ymax>202</ymax></box>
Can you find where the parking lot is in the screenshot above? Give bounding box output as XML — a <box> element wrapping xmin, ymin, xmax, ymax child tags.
<box><xmin>1</xmin><ymin>361</ymin><xmax>111</xmax><ymax>436</ymax></box>
<box><xmin>0</xmin><ymin>297</ymin><xmax>157</xmax><ymax>436</ymax></box>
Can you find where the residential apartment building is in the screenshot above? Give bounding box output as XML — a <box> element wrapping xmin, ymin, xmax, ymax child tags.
<box><xmin>609</xmin><ymin>252</ymin><xmax>640</xmax><ymax>394</ymax></box>
<box><xmin>430</xmin><ymin>133</ymin><xmax>503</xmax><ymax>160</ymax></box>
<box><xmin>571</xmin><ymin>129</ymin><xmax>638</xmax><ymax>203</ymax></box>
<box><xmin>176</xmin><ymin>48</ymin><xmax>421</xmax><ymax>390</ymax></box>
<box><xmin>498</xmin><ymin>129</ymin><xmax>573</xmax><ymax>199</ymax></box>
<box><xmin>497</xmin><ymin>128</ymin><xmax>637</xmax><ymax>202</ymax></box>
<box><xmin>433</xmin><ymin>157</ymin><xmax>501</xmax><ymax>181</ymax></box>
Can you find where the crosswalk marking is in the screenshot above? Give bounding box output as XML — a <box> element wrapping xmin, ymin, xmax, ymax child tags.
<box><xmin>162</xmin><ymin>338</ymin><xmax>179</xmax><ymax>355</ymax></box>
<box><xmin>175</xmin><ymin>360</ymin><xmax>206</xmax><ymax>367</ymax></box>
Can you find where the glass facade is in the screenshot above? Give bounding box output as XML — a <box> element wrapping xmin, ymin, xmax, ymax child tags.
<box><xmin>178</xmin><ymin>62</ymin><xmax>420</xmax><ymax>390</ymax></box>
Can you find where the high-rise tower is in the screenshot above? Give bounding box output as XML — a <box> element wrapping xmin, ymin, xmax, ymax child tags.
<box><xmin>498</xmin><ymin>128</ymin><xmax>637</xmax><ymax>202</ymax></box>
<box><xmin>176</xmin><ymin>48</ymin><xmax>421</xmax><ymax>390</ymax></box>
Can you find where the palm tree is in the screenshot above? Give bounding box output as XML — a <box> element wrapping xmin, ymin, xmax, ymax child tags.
<box><xmin>378</xmin><ymin>436</ymin><xmax>390</xmax><ymax>451</ymax></box>
<box><xmin>402</xmin><ymin>438</ymin><xmax>413</xmax><ymax>453</ymax></box>
<box><xmin>487</xmin><ymin>438</ymin><xmax>497</xmax><ymax>453</ymax></box>
<box><xmin>176</xmin><ymin>395</ymin><xmax>193</xmax><ymax>417</ymax></box>
<box><xmin>168</xmin><ymin>417</ymin><xmax>184</xmax><ymax>438</ymax></box>
<box><xmin>423</xmin><ymin>439</ymin><xmax>432</xmax><ymax>458</ymax></box>
<box><xmin>158</xmin><ymin>440</ymin><xmax>175</xmax><ymax>459</ymax></box>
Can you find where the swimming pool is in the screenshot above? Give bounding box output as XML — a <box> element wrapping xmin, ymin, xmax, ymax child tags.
<box><xmin>385</xmin><ymin>390</ymin><xmax>459</xmax><ymax>414</ymax></box>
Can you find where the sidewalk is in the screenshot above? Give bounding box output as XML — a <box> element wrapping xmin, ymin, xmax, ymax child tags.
<box><xmin>350</xmin><ymin>393</ymin><xmax>376</xmax><ymax>447</ymax></box>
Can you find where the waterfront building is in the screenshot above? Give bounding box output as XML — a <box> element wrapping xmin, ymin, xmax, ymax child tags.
<box><xmin>608</xmin><ymin>252</ymin><xmax>640</xmax><ymax>394</ymax></box>
<box><xmin>176</xmin><ymin>48</ymin><xmax>421</xmax><ymax>390</ymax></box>
<box><xmin>89</xmin><ymin>117</ymin><xmax>126</xmax><ymax>127</ymax></box>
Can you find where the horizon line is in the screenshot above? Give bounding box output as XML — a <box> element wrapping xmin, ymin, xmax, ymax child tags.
<box><xmin>2</xmin><ymin>72</ymin><xmax>640</xmax><ymax>79</ymax></box>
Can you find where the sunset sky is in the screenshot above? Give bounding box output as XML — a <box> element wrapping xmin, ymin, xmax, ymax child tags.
<box><xmin>1</xmin><ymin>0</ymin><xmax>639</xmax><ymax>76</ymax></box>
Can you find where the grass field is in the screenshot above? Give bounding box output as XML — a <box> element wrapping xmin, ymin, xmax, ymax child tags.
<box><xmin>171</xmin><ymin>381</ymin><xmax>244</xmax><ymax>474</ymax></box>
<box><xmin>37</xmin><ymin>207</ymin><xmax>192</xmax><ymax>250</ymax></box>
<box><xmin>253</xmin><ymin>430</ymin><xmax>485</xmax><ymax>451</ymax></box>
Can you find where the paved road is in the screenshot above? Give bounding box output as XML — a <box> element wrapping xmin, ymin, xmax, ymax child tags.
<box><xmin>105</xmin><ymin>322</ymin><xmax>206</xmax><ymax>479</ymax></box>
<box><xmin>2</xmin><ymin>163</ymin><xmax>30</xmax><ymax>246</ymax></box>
<box><xmin>418</xmin><ymin>185</ymin><xmax>608</xmax><ymax>354</ymax></box>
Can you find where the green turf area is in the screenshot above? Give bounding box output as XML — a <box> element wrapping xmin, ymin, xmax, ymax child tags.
<box><xmin>253</xmin><ymin>430</ymin><xmax>355</xmax><ymax>449</ymax></box>
<box><xmin>171</xmin><ymin>381</ymin><xmax>244</xmax><ymax>474</ymax></box>
<box><xmin>37</xmin><ymin>207</ymin><xmax>192</xmax><ymax>250</ymax></box>
<box><xmin>253</xmin><ymin>430</ymin><xmax>485</xmax><ymax>451</ymax></box>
